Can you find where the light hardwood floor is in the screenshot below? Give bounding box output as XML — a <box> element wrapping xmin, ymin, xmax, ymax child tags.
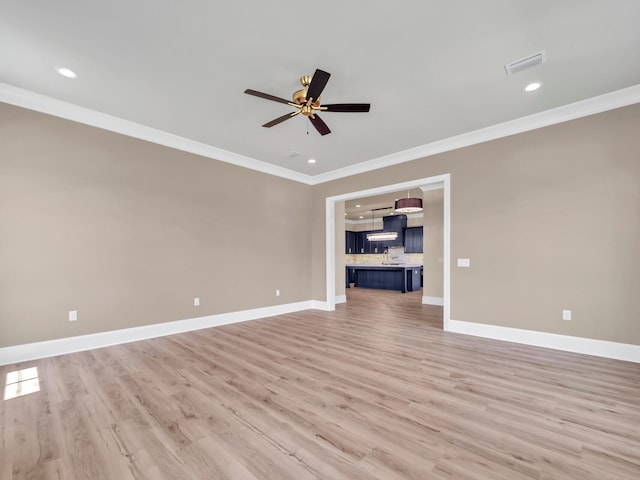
<box><xmin>1</xmin><ymin>288</ymin><xmax>639</xmax><ymax>479</ymax></box>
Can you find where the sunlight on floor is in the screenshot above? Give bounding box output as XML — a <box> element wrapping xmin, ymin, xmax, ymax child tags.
<box><xmin>4</xmin><ymin>366</ymin><xmax>40</xmax><ymax>400</ymax></box>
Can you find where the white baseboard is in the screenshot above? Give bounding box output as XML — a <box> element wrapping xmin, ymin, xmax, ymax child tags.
<box><xmin>310</xmin><ymin>300</ymin><xmax>334</xmax><ymax>311</ymax></box>
<box><xmin>0</xmin><ymin>301</ymin><xmax>316</xmax><ymax>366</ymax></box>
<box><xmin>335</xmin><ymin>295</ymin><xmax>347</xmax><ymax>304</ymax></box>
<box><xmin>422</xmin><ymin>296</ymin><xmax>444</xmax><ymax>306</ymax></box>
<box><xmin>10</xmin><ymin>305</ymin><xmax>637</xmax><ymax>366</ymax></box>
<box><xmin>448</xmin><ymin>319</ymin><xmax>640</xmax><ymax>364</ymax></box>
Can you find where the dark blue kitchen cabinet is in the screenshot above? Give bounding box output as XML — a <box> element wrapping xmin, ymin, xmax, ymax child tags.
<box><xmin>352</xmin><ymin>231</ymin><xmax>385</xmax><ymax>254</ymax></box>
<box><xmin>404</xmin><ymin>226</ymin><xmax>424</xmax><ymax>253</ymax></box>
<box><xmin>347</xmin><ymin>231</ymin><xmax>373</xmax><ymax>254</ymax></box>
<box><xmin>365</xmin><ymin>231</ymin><xmax>385</xmax><ymax>253</ymax></box>
<box><xmin>381</xmin><ymin>215</ymin><xmax>407</xmax><ymax>247</ymax></box>
<box><xmin>347</xmin><ymin>220</ymin><xmax>412</xmax><ymax>254</ymax></box>
<box><xmin>406</xmin><ymin>266</ymin><xmax>423</xmax><ymax>291</ymax></box>
<box><xmin>345</xmin><ymin>265</ymin><xmax>420</xmax><ymax>293</ymax></box>
<box><xmin>356</xmin><ymin>268</ymin><xmax>403</xmax><ymax>290</ymax></box>
<box><xmin>359</xmin><ymin>231</ymin><xmax>383</xmax><ymax>253</ymax></box>
<box><xmin>357</xmin><ymin>215</ymin><xmax>408</xmax><ymax>252</ymax></box>
<box><xmin>356</xmin><ymin>232</ymin><xmax>366</xmax><ymax>253</ymax></box>
<box><xmin>345</xmin><ymin>231</ymin><xmax>356</xmax><ymax>254</ymax></box>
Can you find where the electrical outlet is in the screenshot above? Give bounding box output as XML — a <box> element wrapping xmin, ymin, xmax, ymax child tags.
<box><xmin>194</xmin><ymin>297</ymin><xmax>200</xmax><ymax>306</ymax></box>
<box><xmin>68</xmin><ymin>310</ymin><xmax>78</xmax><ymax>322</ymax></box>
<box><xmin>457</xmin><ymin>258</ymin><xmax>470</xmax><ymax>267</ymax></box>
<box><xmin>562</xmin><ymin>309</ymin><xmax>571</xmax><ymax>321</ymax></box>
<box><xmin>276</xmin><ymin>289</ymin><xmax>280</xmax><ymax>297</ymax></box>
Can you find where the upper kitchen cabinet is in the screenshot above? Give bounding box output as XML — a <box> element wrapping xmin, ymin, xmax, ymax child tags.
<box><xmin>404</xmin><ymin>226</ymin><xmax>424</xmax><ymax>253</ymax></box>
<box><xmin>382</xmin><ymin>215</ymin><xmax>407</xmax><ymax>247</ymax></box>
<box><xmin>346</xmin><ymin>215</ymin><xmax>410</xmax><ymax>254</ymax></box>
<box><xmin>356</xmin><ymin>231</ymin><xmax>366</xmax><ymax>253</ymax></box>
<box><xmin>346</xmin><ymin>231</ymin><xmax>356</xmax><ymax>254</ymax></box>
<box><xmin>348</xmin><ymin>231</ymin><xmax>370</xmax><ymax>254</ymax></box>
<box><xmin>363</xmin><ymin>231</ymin><xmax>385</xmax><ymax>254</ymax></box>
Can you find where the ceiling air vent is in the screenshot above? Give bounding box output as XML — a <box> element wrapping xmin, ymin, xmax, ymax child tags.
<box><xmin>504</xmin><ymin>50</ymin><xmax>546</xmax><ymax>76</ymax></box>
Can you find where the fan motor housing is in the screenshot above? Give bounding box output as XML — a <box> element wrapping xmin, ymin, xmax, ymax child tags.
<box><xmin>292</xmin><ymin>88</ymin><xmax>307</xmax><ymax>105</ymax></box>
<box><xmin>293</xmin><ymin>75</ymin><xmax>316</xmax><ymax>105</ymax></box>
<box><xmin>293</xmin><ymin>89</ymin><xmax>321</xmax><ymax>110</ymax></box>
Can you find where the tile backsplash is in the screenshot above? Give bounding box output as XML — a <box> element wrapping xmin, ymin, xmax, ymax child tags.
<box><xmin>345</xmin><ymin>253</ymin><xmax>424</xmax><ymax>265</ymax></box>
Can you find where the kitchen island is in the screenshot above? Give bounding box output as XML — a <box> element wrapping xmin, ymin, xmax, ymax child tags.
<box><xmin>346</xmin><ymin>264</ymin><xmax>422</xmax><ymax>293</ymax></box>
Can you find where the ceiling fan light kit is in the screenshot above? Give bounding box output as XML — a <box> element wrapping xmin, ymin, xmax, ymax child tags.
<box><xmin>244</xmin><ymin>69</ymin><xmax>370</xmax><ymax>136</ymax></box>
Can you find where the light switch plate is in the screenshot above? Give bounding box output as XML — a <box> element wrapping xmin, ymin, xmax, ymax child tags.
<box><xmin>68</xmin><ymin>310</ymin><xmax>78</xmax><ymax>322</ymax></box>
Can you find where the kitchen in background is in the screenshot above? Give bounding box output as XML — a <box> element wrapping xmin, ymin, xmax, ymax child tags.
<box><xmin>345</xmin><ymin>190</ymin><xmax>424</xmax><ymax>262</ymax></box>
<box><xmin>345</xmin><ymin>190</ymin><xmax>424</xmax><ymax>292</ymax></box>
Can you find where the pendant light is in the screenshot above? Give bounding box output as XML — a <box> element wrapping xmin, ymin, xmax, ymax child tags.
<box><xmin>395</xmin><ymin>191</ymin><xmax>423</xmax><ymax>213</ymax></box>
<box><xmin>366</xmin><ymin>209</ymin><xmax>398</xmax><ymax>242</ymax></box>
<box><xmin>366</xmin><ymin>231</ymin><xmax>399</xmax><ymax>242</ymax></box>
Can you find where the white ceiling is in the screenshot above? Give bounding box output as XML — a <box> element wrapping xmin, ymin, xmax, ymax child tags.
<box><xmin>2</xmin><ymin>1</ymin><xmax>640</xmax><ymax>183</ymax></box>
<box><xmin>345</xmin><ymin>188</ymin><xmax>426</xmax><ymax>222</ymax></box>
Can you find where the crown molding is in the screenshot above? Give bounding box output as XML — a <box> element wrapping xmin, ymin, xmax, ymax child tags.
<box><xmin>345</xmin><ymin>212</ymin><xmax>423</xmax><ymax>225</ymax></box>
<box><xmin>345</xmin><ymin>217</ymin><xmax>383</xmax><ymax>226</ymax></box>
<box><xmin>309</xmin><ymin>84</ymin><xmax>640</xmax><ymax>184</ymax></box>
<box><xmin>0</xmin><ymin>82</ymin><xmax>315</xmax><ymax>185</ymax></box>
<box><xmin>3</xmin><ymin>82</ymin><xmax>639</xmax><ymax>186</ymax></box>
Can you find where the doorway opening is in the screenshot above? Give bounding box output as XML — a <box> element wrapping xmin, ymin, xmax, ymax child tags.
<box><xmin>324</xmin><ymin>174</ymin><xmax>451</xmax><ymax>331</ymax></box>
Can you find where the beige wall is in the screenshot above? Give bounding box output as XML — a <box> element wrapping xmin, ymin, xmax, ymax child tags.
<box><xmin>312</xmin><ymin>104</ymin><xmax>640</xmax><ymax>346</ymax></box>
<box><xmin>406</xmin><ymin>215</ymin><xmax>423</xmax><ymax>228</ymax></box>
<box><xmin>422</xmin><ymin>189</ymin><xmax>443</xmax><ymax>299</ymax></box>
<box><xmin>3</xmin><ymin>101</ymin><xmax>640</xmax><ymax>349</ymax></box>
<box><xmin>346</xmin><ymin>218</ymin><xmax>383</xmax><ymax>232</ymax></box>
<box><xmin>0</xmin><ymin>103</ymin><xmax>313</xmax><ymax>347</ymax></box>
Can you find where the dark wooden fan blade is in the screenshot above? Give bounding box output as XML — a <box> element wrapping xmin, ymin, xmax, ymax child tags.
<box><xmin>245</xmin><ymin>89</ymin><xmax>292</xmax><ymax>105</ymax></box>
<box><xmin>309</xmin><ymin>114</ymin><xmax>331</xmax><ymax>136</ymax></box>
<box><xmin>323</xmin><ymin>103</ymin><xmax>371</xmax><ymax>112</ymax></box>
<box><xmin>262</xmin><ymin>112</ymin><xmax>298</xmax><ymax>128</ymax></box>
<box><xmin>306</xmin><ymin>69</ymin><xmax>331</xmax><ymax>102</ymax></box>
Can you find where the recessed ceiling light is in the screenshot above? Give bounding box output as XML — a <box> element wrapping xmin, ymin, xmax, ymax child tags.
<box><xmin>57</xmin><ymin>67</ymin><xmax>77</xmax><ymax>78</ymax></box>
<box><xmin>307</xmin><ymin>158</ymin><xmax>316</xmax><ymax>164</ymax></box>
<box><xmin>524</xmin><ymin>81</ymin><xmax>542</xmax><ymax>92</ymax></box>
<box><xmin>355</xmin><ymin>204</ymin><xmax>361</xmax><ymax>207</ymax></box>
<box><xmin>359</xmin><ymin>216</ymin><xmax>364</xmax><ymax>219</ymax></box>
<box><xmin>344</xmin><ymin>213</ymin><xmax>347</xmax><ymax>216</ymax></box>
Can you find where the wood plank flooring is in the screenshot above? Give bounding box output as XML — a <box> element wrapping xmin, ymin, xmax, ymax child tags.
<box><xmin>1</xmin><ymin>288</ymin><xmax>639</xmax><ymax>479</ymax></box>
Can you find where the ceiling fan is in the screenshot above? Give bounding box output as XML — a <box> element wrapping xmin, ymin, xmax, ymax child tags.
<box><xmin>244</xmin><ymin>69</ymin><xmax>370</xmax><ymax>136</ymax></box>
